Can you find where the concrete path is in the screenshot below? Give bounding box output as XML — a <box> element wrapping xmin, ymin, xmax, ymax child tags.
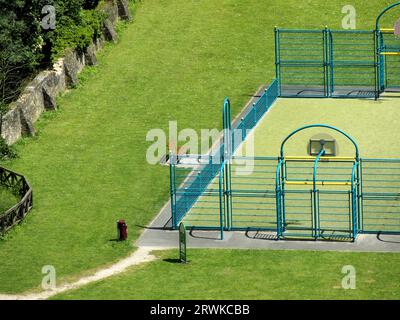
<box><xmin>137</xmin><ymin>200</ymin><xmax>400</xmax><ymax>253</ymax></box>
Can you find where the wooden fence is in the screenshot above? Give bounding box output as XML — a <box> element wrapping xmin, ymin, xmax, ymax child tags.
<box><xmin>0</xmin><ymin>167</ymin><xmax>33</xmax><ymax>235</ymax></box>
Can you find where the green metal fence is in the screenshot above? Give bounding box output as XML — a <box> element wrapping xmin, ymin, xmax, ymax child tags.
<box><xmin>275</xmin><ymin>29</ymin><xmax>379</xmax><ymax>99</ymax></box>
<box><xmin>361</xmin><ymin>159</ymin><xmax>400</xmax><ymax>234</ymax></box>
<box><xmin>172</xmin><ymin>155</ymin><xmax>400</xmax><ymax>241</ymax></box>
<box><xmin>170</xmin><ymin>113</ymin><xmax>400</xmax><ymax>241</ymax></box>
<box><xmin>170</xmin><ymin>80</ymin><xmax>279</xmax><ymax>231</ymax></box>
<box><xmin>275</xmin><ymin>2</ymin><xmax>400</xmax><ymax>99</ymax></box>
<box><xmin>378</xmin><ymin>31</ymin><xmax>400</xmax><ymax>90</ymax></box>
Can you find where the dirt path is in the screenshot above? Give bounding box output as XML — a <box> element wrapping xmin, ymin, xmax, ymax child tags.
<box><xmin>0</xmin><ymin>247</ymin><xmax>159</xmax><ymax>300</ymax></box>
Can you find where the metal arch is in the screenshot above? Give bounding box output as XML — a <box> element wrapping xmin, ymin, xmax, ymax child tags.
<box><xmin>376</xmin><ymin>2</ymin><xmax>400</xmax><ymax>31</ymax></box>
<box><xmin>279</xmin><ymin>124</ymin><xmax>359</xmax><ymax>159</ymax></box>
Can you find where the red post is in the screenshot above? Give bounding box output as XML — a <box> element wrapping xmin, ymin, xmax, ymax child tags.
<box><xmin>117</xmin><ymin>219</ymin><xmax>128</xmax><ymax>241</ymax></box>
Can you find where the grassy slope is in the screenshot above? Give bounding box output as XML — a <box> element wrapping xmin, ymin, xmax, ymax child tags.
<box><xmin>54</xmin><ymin>249</ymin><xmax>400</xmax><ymax>300</ymax></box>
<box><xmin>0</xmin><ymin>0</ymin><xmax>396</xmax><ymax>294</ymax></box>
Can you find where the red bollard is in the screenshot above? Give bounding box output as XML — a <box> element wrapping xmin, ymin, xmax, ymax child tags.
<box><xmin>117</xmin><ymin>219</ymin><xmax>128</xmax><ymax>241</ymax></box>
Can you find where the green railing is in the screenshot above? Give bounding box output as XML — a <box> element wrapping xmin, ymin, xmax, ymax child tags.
<box><xmin>170</xmin><ymin>79</ymin><xmax>279</xmax><ymax>228</ymax></box>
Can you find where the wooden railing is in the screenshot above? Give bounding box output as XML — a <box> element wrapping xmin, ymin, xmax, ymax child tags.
<box><xmin>0</xmin><ymin>167</ymin><xmax>33</xmax><ymax>235</ymax></box>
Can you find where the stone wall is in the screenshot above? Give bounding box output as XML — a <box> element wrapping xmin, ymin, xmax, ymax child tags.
<box><xmin>1</xmin><ymin>0</ymin><xmax>132</xmax><ymax>145</ymax></box>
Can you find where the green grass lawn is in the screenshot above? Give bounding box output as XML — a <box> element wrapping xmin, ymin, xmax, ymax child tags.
<box><xmin>53</xmin><ymin>249</ymin><xmax>400</xmax><ymax>300</ymax></box>
<box><xmin>0</xmin><ymin>0</ymin><xmax>397</xmax><ymax>294</ymax></box>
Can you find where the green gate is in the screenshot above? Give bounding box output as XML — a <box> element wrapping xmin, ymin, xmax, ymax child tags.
<box><xmin>277</xmin><ymin>158</ymin><xmax>358</xmax><ymax>240</ymax></box>
<box><xmin>377</xmin><ymin>31</ymin><xmax>400</xmax><ymax>91</ymax></box>
<box><xmin>274</xmin><ymin>125</ymin><xmax>360</xmax><ymax>241</ymax></box>
<box><xmin>276</xmin><ymin>29</ymin><xmax>378</xmax><ymax>99</ymax></box>
<box><xmin>275</xmin><ymin>29</ymin><xmax>327</xmax><ymax>98</ymax></box>
<box><xmin>275</xmin><ymin>2</ymin><xmax>400</xmax><ymax>99</ymax></box>
<box><xmin>228</xmin><ymin>157</ymin><xmax>277</xmax><ymax>231</ymax></box>
<box><xmin>376</xmin><ymin>2</ymin><xmax>400</xmax><ymax>92</ymax></box>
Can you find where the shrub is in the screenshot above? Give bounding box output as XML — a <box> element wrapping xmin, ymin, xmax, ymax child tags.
<box><xmin>49</xmin><ymin>8</ymin><xmax>106</xmax><ymax>60</ymax></box>
<box><xmin>0</xmin><ymin>0</ymin><xmax>107</xmax><ymax>109</ymax></box>
<box><xmin>0</xmin><ymin>138</ymin><xmax>17</xmax><ymax>160</ymax></box>
<box><xmin>0</xmin><ymin>1</ymin><xmax>43</xmax><ymax>106</ymax></box>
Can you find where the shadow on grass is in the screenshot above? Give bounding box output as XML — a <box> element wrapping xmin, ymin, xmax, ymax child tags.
<box><xmin>163</xmin><ymin>258</ymin><xmax>183</xmax><ymax>264</ymax></box>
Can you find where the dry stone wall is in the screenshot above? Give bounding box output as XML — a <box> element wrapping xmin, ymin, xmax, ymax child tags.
<box><xmin>1</xmin><ymin>0</ymin><xmax>132</xmax><ymax>145</ymax></box>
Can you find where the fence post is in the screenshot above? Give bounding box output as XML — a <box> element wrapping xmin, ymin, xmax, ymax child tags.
<box><xmin>253</xmin><ymin>103</ymin><xmax>256</xmax><ymax>126</ymax></box>
<box><xmin>169</xmin><ymin>151</ymin><xmax>177</xmax><ymax>228</ymax></box>
<box><xmin>241</xmin><ymin>118</ymin><xmax>245</xmax><ymax>141</ymax></box>
<box><xmin>274</xmin><ymin>27</ymin><xmax>281</xmax><ymax>96</ymax></box>
<box><xmin>218</xmin><ymin>162</ymin><xmax>225</xmax><ymax>240</ymax></box>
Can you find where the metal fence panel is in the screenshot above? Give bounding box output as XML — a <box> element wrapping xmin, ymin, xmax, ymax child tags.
<box><xmin>276</xmin><ymin>29</ymin><xmax>380</xmax><ymax>99</ymax></box>
<box><xmin>361</xmin><ymin>159</ymin><xmax>400</xmax><ymax>233</ymax></box>
<box><xmin>276</xmin><ymin>30</ymin><xmax>327</xmax><ymax>98</ymax></box>
<box><xmin>229</xmin><ymin>157</ymin><xmax>278</xmax><ymax>231</ymax></box>
<box><xmin>330</xmin><ymin>31</ymin><xmax>377</xmax><ymax>98</ymax></box>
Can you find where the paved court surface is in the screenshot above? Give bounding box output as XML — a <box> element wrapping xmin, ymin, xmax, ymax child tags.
<box><xmin>136</xmin><ymin>200</ymin><xmax>400</xmax><ymax>253</ymax></box>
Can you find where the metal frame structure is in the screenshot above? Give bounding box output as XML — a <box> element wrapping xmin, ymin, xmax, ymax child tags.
<box><xmin>168</xmin><ymin>3</ymin><xmax>400</xmax><ymax>242</ymax></box>
<box><xmin>169</xmin><ymin>79</ymin><xmax>400</xmax><ymax>242</ymax></box>
<box><xmin>275</xmin><ymin>125</ymin><xmax>361</xmax><ymax>241</ymax></box>
<box><xmin>275</xmin><ymin>2</ymin><xmax>400</xmax><ymax>99</ymax></box>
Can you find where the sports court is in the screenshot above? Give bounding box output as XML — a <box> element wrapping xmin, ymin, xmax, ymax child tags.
<box><xmin>172</xmin><ymin>96</ymin><xmax>400</xmax><ymax>241</ymax></box>
<box><xmin>167</xmin><ymin>2</ymin><xmax>400</xmax><ymax>244</ymax></box>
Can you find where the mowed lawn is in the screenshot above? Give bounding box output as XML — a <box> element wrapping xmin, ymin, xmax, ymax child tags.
<box><xmin>53</xmin><ymin>249</ymin><xmax>400</xmax><ymax>300</ymax></box>
<box><xmin>0</xmin><ymin>0</ymin><xmax>397</xmax><ymax>294</ymax></box>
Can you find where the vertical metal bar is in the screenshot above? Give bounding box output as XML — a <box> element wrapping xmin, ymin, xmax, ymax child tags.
<box><xmin>274</xmin><ymin>27</ymin><xmax>281</xmax><ymax>96</ymax></box>
<box><xmin>351</xmin><ymin>162</ymin><xmax>358</xmax><ymax>241</ymax></box>
<box><xmin>385</xmin><ymin>45</ymin><xmax>388</xmax><ymax>88</ymax></box>
<box><xmin>241</xmin><ymin>118</ymin><xmax>245</xmax><ymax>141</ymax></box>
<box><xmin>379</xmin><ymin>31</ymin><xmax>386</xmax><ymax>92</ymax></box>
<box><xmin>169</xmin><ymin>151</ymin><xmax>177</xmax><ymax>228</ymax></box>
<box><xmin>317</xmin><ymin>190</ymin><xmax>321</xmax><ymax>236</ymax></box>
<box><xmin>310</xmin><ymin>190</ymin><xmax>314</xmax><ymax>239</ymax></box>
<box><xmin>218</xmin><ymin>162</ymin><xmax>225</xmax><ymax>240</ymax></box>
<box><xmin>281</xmin><ymin>160</ymin><xmax>287</xmax><ymax>230</ymax></box>
<box><xmin>323</xmin><ymin>27</ymin><xmax>328</xmax><ymax>97</ymax></box>
<box><xmin>374</xmin><ymin>30</ymin><xmax>379</xmax><ymax>99</ymax></box>
<box><xmin>359</xmin><ymin>159</ymin><xmax>364</xmax><ymax>232</ymax></box>
<box><xmin>253</xmin><ymin>103</ymin><xmax>257</xmax><ymax>126</ymax></box>
<box><xmin>329</xmin><ymin>30</ymin><xmax>334</xmax><ymax>96</ymax></box>
<box><xmin>228</xmin><ymin>159</ymin><xmax>233</xmax><ymax>229</ymax></box>
<box><xmin>275</xmin><ymin>158</ymin><xmax>283</xmax><ymax>239</ymax></box>
<box><xmin>348</xmin><ymin>190</ymin><xmax>352</xmax><ymax>238</ymax></box>
<box><xmin>313</xmin><ymin>149</ymin><xmax>325</xmax><ymax>239</ymax></box>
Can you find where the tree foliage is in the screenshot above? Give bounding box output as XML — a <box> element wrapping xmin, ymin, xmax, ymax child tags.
<box><xmin>0</xmin><ymin>0</ymin><xmax>105</xmax><ymax>110</ymax></box>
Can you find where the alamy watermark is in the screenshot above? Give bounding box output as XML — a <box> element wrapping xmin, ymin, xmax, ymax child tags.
<box><xmin>40</xmin><ymin>5</ymin><xmax>56</xmax><ymax>30</ymax></box>
<box><xmin>341</xmin><ymin>265</ymin><xmax>356</xmax><ymax>290</ymax></box>
<box><xmin>146</xmin><ymin>121</ymin><xmax>255</xmax><ymax>174</ymax></box>
<box><xmin>342</xmin><ymin>5</ymin><xmax>356</xmax><ymax>30</ymax></box>
<box><xmin>41</xmin><ymin>265</ymin><xmax>56</xmax><ymax>290</ymax></box>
